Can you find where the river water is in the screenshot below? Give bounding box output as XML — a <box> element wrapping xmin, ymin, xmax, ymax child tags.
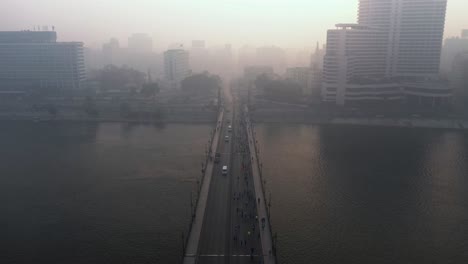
<box><xmin>0</xmin><ymin>122</ymin><xmax>212</xmax><ymax>264</ymax></box>
<box><xmin>254</xmin><ymin>124</ymin><xmax>468</xmax><ymax>264</ymax></box>
<box><xmin>2</xmin><ymin>122</ymin><xmax>468</xmax><ymax>264</ymax></box>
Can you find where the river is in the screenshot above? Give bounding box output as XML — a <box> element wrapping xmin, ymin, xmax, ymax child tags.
<box><xmin>2</xmin><ymin>122</ymin><xmax>468</xmax><ymax>263</ymax></box>
<box><xmin>0</xmin><ymin>122</ymin><xmax>212</xmax><ymax>264</ymax></box>
<box><xmin>254</xmin><ymin>124</ymin><xmax>468</xmax><ymax>264</ymax></box>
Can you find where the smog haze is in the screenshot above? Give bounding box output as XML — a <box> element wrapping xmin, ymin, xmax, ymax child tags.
<box><xmin>1</xmin><ymin>0</ymin><xmax>467</xmax><ymax>49</ymax></box>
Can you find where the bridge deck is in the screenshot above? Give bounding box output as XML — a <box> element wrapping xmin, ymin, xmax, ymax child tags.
<box><xmin>183</xmin><ymin>98</ymin><xmax>274</xmax><ymax>264</ymax></box>
<box><xmin>245</xmin><ymin>107</ymin><xmax>277</xmax><ymax>264</ymax></box>
<box><xmin>183</xmin><ymin>109</ymin><xmax>224</xmax><ymax>264</ymax></box>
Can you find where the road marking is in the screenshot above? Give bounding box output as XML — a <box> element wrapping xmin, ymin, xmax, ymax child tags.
<box><xmin>198</xmin><ymin>254</ymin><xmax>261</xmax><ymax>257</ymax></box>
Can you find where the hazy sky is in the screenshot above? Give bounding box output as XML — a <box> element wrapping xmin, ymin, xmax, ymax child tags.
<box><xmin>1</xmin><ymin>0</ymin><xmax>467</xmax><ymax>50</ymax></box>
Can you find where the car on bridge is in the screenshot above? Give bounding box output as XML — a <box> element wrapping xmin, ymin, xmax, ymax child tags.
<box><xmin>224</xmin><ymin>135</ymin><xmax>230</xmax><ymax>142</ymax></box>
<box><xmin>214</xmin><ymin>153</ymin><xmax>221</xmax><ymax>163</ymax></box>
<box><xmin>228</xmin><ymin>125</ymin><xmax>232</xmax><ymax>132</ymax></box>
<box><xmin>222</xmin><ymin>166</ymin><xmax>228</xmax><ymax>175</ymax></box>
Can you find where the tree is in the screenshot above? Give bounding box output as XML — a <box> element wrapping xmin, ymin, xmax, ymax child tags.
<box><xmin>84</xmin><ymin>96</ymin><xmax>99</xmax><ymax>117</ymax></box>
<box><xmin>141</xmin><ymin>83</ymin><xmax>160</xmax><ymax>97</ymax></box>
<box><xmin>181</xmin><ymin>73</ymin><xmax>221</xmax><ymax>95</ymax></box>
<box><xmin>254</xmin><ymin>73</ymin><xmax>271</xmax><ymax>90</ymax></box>
<box><xmin>120</xmin><ymin>102</ymin><xmax>131</xmax><ymax>118</ymax></box>
<box><xmin>89</xmin><ymin>65</ymin><xmax>146</xmax><ymax>92</ymax></box>
<box><xmin>47</xmin><ymin>104</ymin><xmax>58</xmax><ymax>117</ymax></box>
<box><xmin>255</xmin><ymin>75</ymin><xmax>303</xmax><ymax>103</ymax></box>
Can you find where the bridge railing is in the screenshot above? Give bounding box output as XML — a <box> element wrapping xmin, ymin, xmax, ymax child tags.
<box><xmin>244</xmin><ymin>106</ymin><xmax>279</xmax><ymax>263</ymax></box>
<box><xmin>181</xmin><ymin>106</ymin><xmax>224</xmax><ymax>264</ymax></box>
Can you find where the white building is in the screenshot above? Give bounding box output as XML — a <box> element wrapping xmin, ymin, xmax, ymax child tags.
<box><xmin>322</xmin><ymin>24</ymin><xmax>390</xmax><ymax>104</ymax></box>
<box><xmin>0</xmin><ymin>31</ymin><xmax>86</xmax><ymax>94</ymax></box>
<box><xmin>163</xmin><ymin>49</ymin><xmax>190</xmax><ymax>89</ymax></box>
<box><xmin>323</xmin><ymin>0</ymin><xmax>449</xmax><ymax>106</ymax></box>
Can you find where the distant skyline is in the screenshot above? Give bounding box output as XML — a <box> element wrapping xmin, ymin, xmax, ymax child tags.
<box><xmin>1</xmin><ymin>0</ymin><xmax>467</xmax><ymax>50</ymax></box>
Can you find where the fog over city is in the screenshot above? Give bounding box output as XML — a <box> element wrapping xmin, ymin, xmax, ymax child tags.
<box><xmin>2</xmin><ymin>1</ymin><xmax>468</xmax><ymax>264</ymax></box>
<box><xmin>2</xmin><ymin>0</ymin><xmax>467</xmax><ymax>48</ymax></box>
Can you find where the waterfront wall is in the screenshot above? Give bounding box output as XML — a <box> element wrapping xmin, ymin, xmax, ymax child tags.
<box><xmin>0</xmin><ymin>108</ymin><xmax>218</xmax><ymax>124</ymax></box>
<box><xmin>252</xmin><ymin>109</ymin><xmax>468</xmax><ymax>130</ymax></box>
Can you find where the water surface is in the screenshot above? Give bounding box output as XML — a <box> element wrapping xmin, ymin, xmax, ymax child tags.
<box><xmin>0</xmin><ymin>122</ymin><xmax>211</xmax><ymax>264</ymax></box>
<box><xmin>255</xmin><ymin>124</ymin><xmax>468</xmax><ymax>264</ymax></box>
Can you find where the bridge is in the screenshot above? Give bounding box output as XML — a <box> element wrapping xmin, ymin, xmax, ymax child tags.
<box><xmin>182</xmin><ymin>92</ymin><xmax>277</xmax><ymax>264</ymax></box>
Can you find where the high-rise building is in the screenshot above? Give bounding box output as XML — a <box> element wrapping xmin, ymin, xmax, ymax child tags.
<box><xmin>310</xmin><ymin>43</ymin><xmax>325</xmax><ymax>70</ymax></box>
<box><xmin>190</xmin><ymin>40</ymin><xmax>209</xmax><ymax>73</ymax></box>
<box><xmin>359</xmin><ymin>0</ymin><xmax>447</xmax><ymax>77</ymax></box>
<box><xmin>322</xmin><ymin>24</ymin><xmax>398</xmax><ymax>105</ymax></box>
<box><xmin>441</xmin><ymin>30</ymin><xmax>468</xmax><ymax>74</ymax></box>
<box><xmin>128</xmin><ymin>33</ymin><xmax>153</xmax><ymax>53</ymax></box>
<box><xmin>164</xmin><ymin>49</ymin><xmax>190</xmax><ymax>89</ymax></box>
<box><xmin>0</xmin><ymin>31</ymin><xmax>86</xmax><ymax>94</ymax></box>
<box><xmin>451</xmin><ymin>52</ymin><xmax>468</xmax><ymax>109</ymax></box>
<box><xmin>102</xmin><ymin>38</ymin><xmax>120</xmax><ymax>65</ymax></box>
<box><xmin>323</xmin><ymin>0</ymin><xmax>449</xmax><ymax>106</ymax></box>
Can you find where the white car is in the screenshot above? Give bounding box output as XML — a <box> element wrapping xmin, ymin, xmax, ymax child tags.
<box><xmin>224</xmin><ymin>135</ymin><xmax>230</xmax><ymax>142</ymax></box>
<box><xmin>227</xmin><ymin>125</ymin><xmax>232</xmax><ymax>132</ymax></box>
<box><xmin>222</xmin><ymin>166</ymin><xmax>228</xmax><ymax>175</ymax></box>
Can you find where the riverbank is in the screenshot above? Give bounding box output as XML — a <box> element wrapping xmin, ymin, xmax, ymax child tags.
<box><xmin>0</xmin><ymin>110</ymin><xmax>218</xmax><ymax>124</ymax></box>
<box><xmin>252</xmin><ymin>110</ymin><xmax>468</xmax><ymax>130</ymax></box>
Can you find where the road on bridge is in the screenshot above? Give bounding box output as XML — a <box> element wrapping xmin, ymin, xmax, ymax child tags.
<box><xmin>197</xmin><ymin>94</ymin><xmax>263</xmax><ymax>264</ymax></box>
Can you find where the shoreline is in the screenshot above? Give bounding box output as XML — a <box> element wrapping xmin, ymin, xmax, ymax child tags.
<box><xmin>0</xmin><ymin>117</ymin><xmax>217</xmax><ymax>125</ymax></box>
<box><xmin>0</xmin><ymin>111</ymin><xmax>218</xmax><ymax>124</ymax></box>
<box><xmin>2</xmin><ymin>114</ymin><xmax>467</xmax><ymax>130</ymax></box>
<box><xmin>251</xmin><ymin>115</ymin><xmax>468</xmax><ymax>130</ymax></box>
